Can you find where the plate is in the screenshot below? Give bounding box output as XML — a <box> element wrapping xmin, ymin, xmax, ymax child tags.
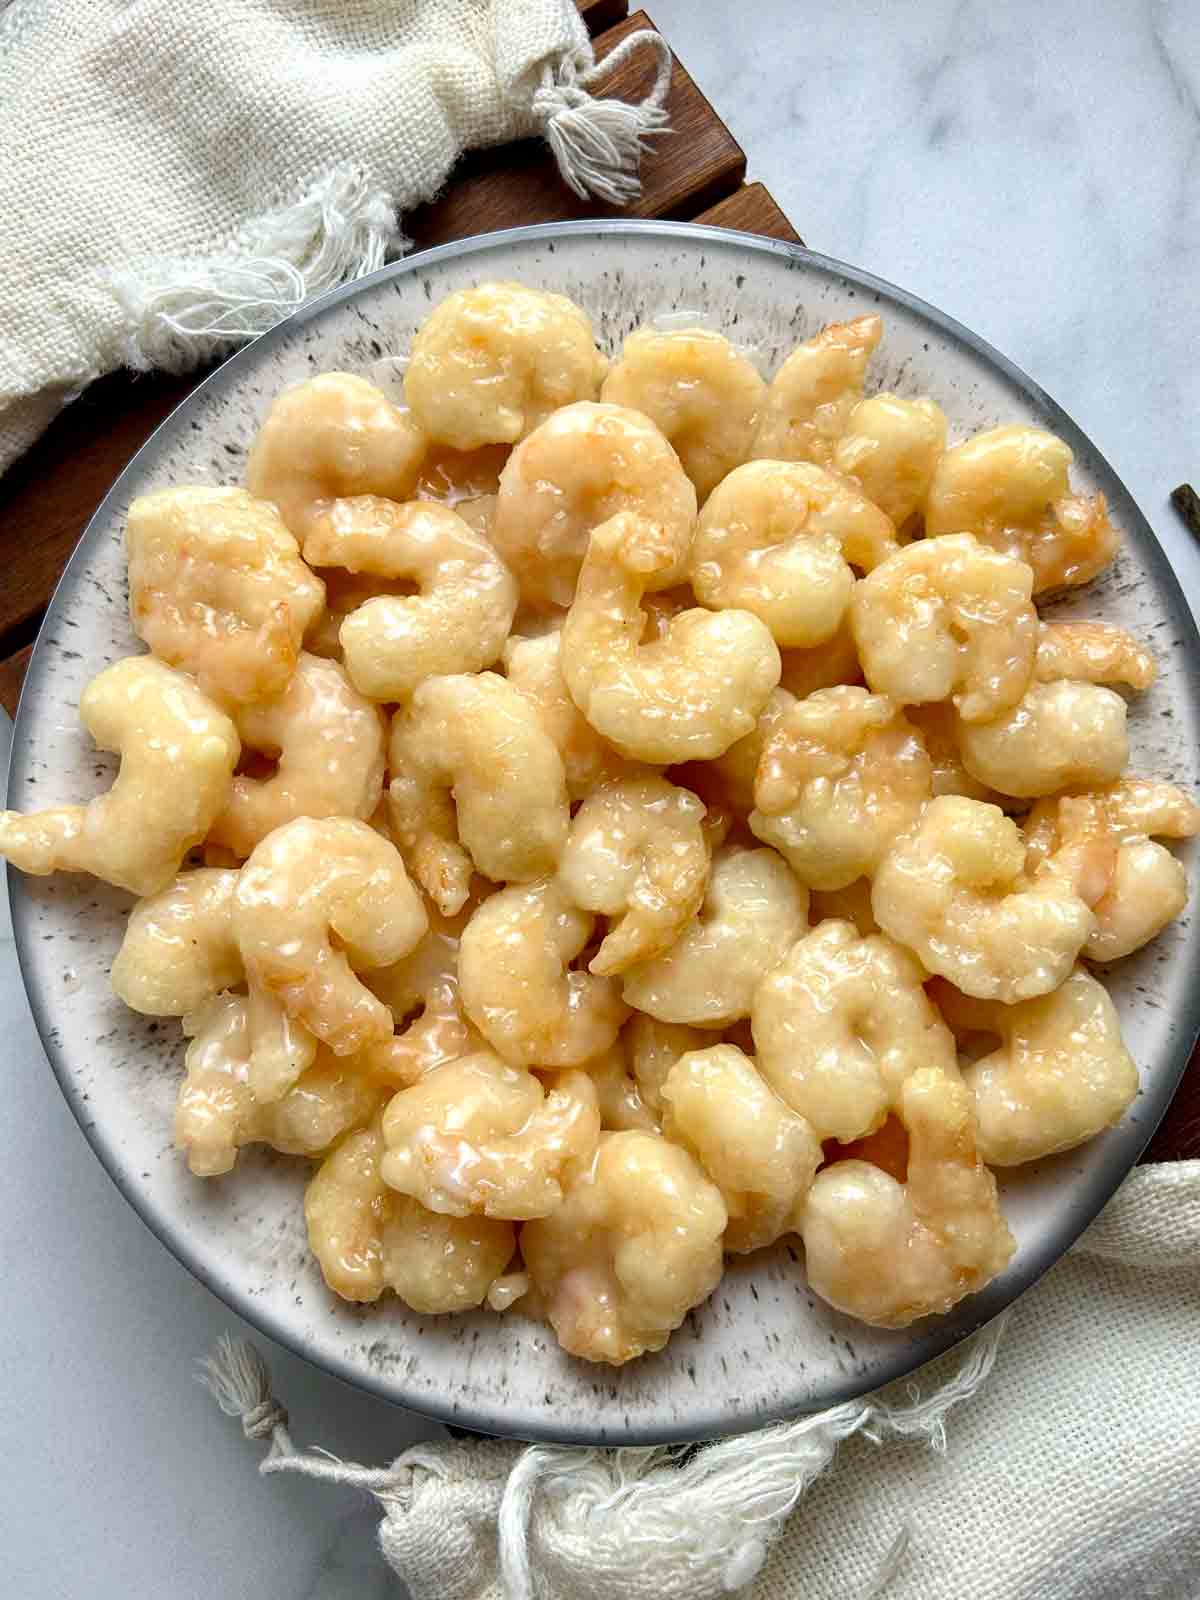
<box><xmin>8</xmin><ymin>221</ymin><xmax>1200</xmax><ymax>1445</ymax></box>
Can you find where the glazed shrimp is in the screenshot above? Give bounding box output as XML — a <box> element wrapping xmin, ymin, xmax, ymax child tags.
<box><xmin>957</xmin><ymin>681</ymin><xmax>1129</xmax><ymax>799</ymax></box>
<box><xmin>600</xmin><ymin>325</ymin><xmax>766</xmax><ymax>500</ymax></box>
<box><xmin>749</xmin><ymin>685</ymin><xmax>932</xmax><ymax>890</ymax></box>
<box><xmin>801</xmin><ymin>1067</ymin><xmax>1016</xmax><ymax>1328</ymax></box>
<box><xmin>246</xmin><ymin>372</ymin><xmax>426</xmax><ymax>542</ymax></box>
<box><xmin>234</xmin><ymin>817</ymin><xmax>428</xmax><ymax>1056</ymax></box>
<box><xmin>751</xmin><ymin>314</ymin><xmax>883</xmax><ymax>466</ymax></box>
<box><xmin>833</xmin><ymin>393</ymin><xmax>947</xmax><ymax>529</ymax></box>
<box><xmin>0</xmin><ymin>656</ymin><xmax>239</xmax><ymax>897</ymax></box>
<box><xmin>458</xmin><ymin>878</ymin><xmax>628</xmax><ymax>1068</ymax></box>
<box><xmin>924</xmin><ymin>424</ymin><xmax>1119</xmax><ymax>592</ymax></box>
<box><xmin>126</xmin><ymin>487</ymin><xmax>325</xmax><ymax>705</ymax></box>
<box><xmin>560</xmin><ymin>512</ymin><xmax>781</xmax><ymax>764</ymax></box>
<box><xmin>556</xmin><ymin>776</ymin><xmax>710</xmax><ymax>975</ymax></box>
<box><xmin>691</xmin><ymin>459</ymin><xmax>897</xmax><ymax>648</ymax></box>
<box><xmin>850</xmin><ymin>533</ymin><xmax>1038</xmax><ymax>723</ymax></box>
<box><xmin>405</xmin><ymin>281</ymin><xmax>607</xmax><ymax>449</ymax></box>
<box><xmin>208</xmin><ymin>653</ymin><xmax>386</xmax><ymax>857</ymax></box>
<box><xmin>110</xmin><ymin>868</ymin><xmax>241</xmax><ymax>1015</ymax></box>
<box><xmin>491</xmin><ymin>401</ymin><xmax>698</xmax><ymax>609</ymax></box>
<box><xmin>752</xmin><ymin>920</ymin><xmax>957</xmax><ymax>1142</ymax></box>
<box><xmin>872</xmin><ymin>795</ymin><xmax>1094</xmax><ymax>1001</ymax></box>
<box><xmin>301</xmin><ymin>498</ymin><xmax>518</xmax><ymax>701</ymax></box>
<box><xmin>503</xmin><ymin>629</ymin><xmax>636</xmax><ymax>801</ymax></box>
<box><xmin>1034</xmin><ymin>622</ymin><xmax>1156</xmax><ymax>691</ymax></box>
<box><xmin>387</xmin><ymin>671</ymin><xmax>570</xmax><ymax>915</ymax></box>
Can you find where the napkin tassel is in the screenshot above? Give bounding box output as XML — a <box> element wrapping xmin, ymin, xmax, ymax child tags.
<box><xmin>199</xmin><ymin>1315</ymin><xmax>1006</xmax><ymax>1600</ymax></box>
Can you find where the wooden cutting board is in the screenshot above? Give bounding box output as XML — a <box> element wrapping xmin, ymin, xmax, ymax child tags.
<box><xmin>0</xmin><ymin>0</ymin><xmax>1194</xmax><ymax>1160</ymax></box>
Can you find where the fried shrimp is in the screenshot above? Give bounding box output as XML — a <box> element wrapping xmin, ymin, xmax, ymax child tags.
<box><xmin>957</xmin><ymin>681</ymin><xmax>1129</xmax><ymax>799</ymax></box>
<box><xmin>502</xmin><ymin>628</ymin><xmax>634</xmax><ymax>801</ymax></box>
<box><xmin>691</xmin><ymin>459</ymin><xmax>897</xmax><ymax>647</ymax></box>
<box><xmin>522</xmin><ymin>1130</ymin><xmax>727</xmax><ymax>1364</ymax></box>
<box><xmin>560</xmin><ymin>512</ymin><xmax>781</xmax><ymax>764</ymax></box>
<box><xmin>0</xmin><ymin>656</ymin><xmax>239</xmax><ymax>897</ymax></box>
<box><xmin>850</xmin><ymin>533</ymin><xmax>1038</xmax><ymax>722</ymax></box>
<box><xmin>208</xmin><ymin>653</ymin><xmax>386</xmax><ymax>857</ymax></box>
<box><xmin>833</xmin><ymin>393</ymin><xmax>947</xmax><ymax>528</ymax></box>
<box><xmin>458</xmin><ymin>878</ymin><xmax>628</xmax><ymax>1067</ymax></box>
<box><xmin>661</xmin><ymin>1044</ymin><xmax>821</xmax><ymax>1252</ymax></box>
<box><xmin>126</xmin><ymin>487</ymin><xmax>325</xmax><ymax>705</ymax></box>
<box><xmin>750</xmin><ymin>685</ymin><xmax>932</xmax><ymax>890</ymax></box>
<box><xmin>246</xmin><ymin>372</ymin><xmax>426</xmax><ymax>542</ymax></box>
<box><xmin>380</xmin><ymin>1051</ymin><xmax>600</xmax><ymax>1219</ymax></box>
<box><xmin>924</xmin><ymin>424</ymin><xmax>1119</xmax><ymax>592</ymax></box>
<box><xmin>801</xmin><ymin>1068</ymin><xmax>1015</xmax><ymax>1327</ymax></box>
<box><xmin>932</xmin><ymin>969</ymin><xmax>1139</xmax><ymax>1165</ymax></box>
<box><xmin>234</xmin><ymin>817</ymin><xmax>428</xmax><ymax>1055</ymax></box>
<box><xmin>751</xmin><ymin>314</ymin><xmax>883</xmax><ymax>466</ymax></box>
<box><xmin>387</xmin><ymin>671</ymin><xmax>569</xmax><ymax>914</ymax></box>
<box><xmin>110</xmin><ymin>868</ymin><xmax>241</xmax><ymax>1015</ymax></box>
<box><xmin>557</xmin><ymin>775</ymin><xmax>710</xmax><ymax>975</ymax></box>
<box><xmin>1023</xmin><ymin>780</ymin><xmax>1200</xmax><ymax>960</ymax></box>
<box><xmin>872</xmin><ymin>795</ymin><xmax>1094</xmax><ymax>1001</ymax></box>
<box><xmin>753</xmin><ymin>920</ymin><xmax>957</xmax><ymax>1142</ymax></box>
<box><xmin>405</xmin><ymin>282</ymin><xmax>606</xmax><ymax>449</ymax></box>
<box><xmin>600</xmin><ymin>325</ymin><xmax>766</xmax><ymax>500</ymax></box>
<box><xmin>491</xmin><ymin>401</ymin><xmax>697</xmax><ymax>609</ymax></box>
<box><xmin>1034</xmin><ymin>622</ymin><xmax>1156</xmax><ymax>691</ymax></box>
<box><xmin>622</xmin><ymin>844</ymin><xmax>807</xmax><ymax>1026</ymax></box>
<box><xmin>301</xmin><ymin>498</ymin><xmax>518</xmax><ymax>701</ymax></box>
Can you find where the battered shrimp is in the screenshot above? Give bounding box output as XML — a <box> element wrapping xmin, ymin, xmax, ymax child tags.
<box><xmin>522</xmin><ymin>1130</ymin><xmax>727</xmax><ymax>1364</ymax></box>
<box><xmin>752</xmin><ymin>920</ymin><xmax>957</xmax><ymax>1142</ymax></box>
<box><xmin>305</xmin><ymin>1119</ymin><xmax>514</xmax><ymax>1309</ymax></box>
<box><xmin>776</xmin><ymin>615</ymin><xmax>865</xmax><ymax>699</ymax></box>
<box><xmin>1023</xmin><ymin>780</ymin><xmax>1200</xmax><ymax>960</ymax></box>
<box><xmin>502</xmin><ymin>629</ymin><xmax>634</xmax><ymax>802</ymax></box>
<box><xmin>691</xmin><ymin>460</ymin><xmax>897</xmax><ymax>648</ymax></box>
<box><xmin>872</xmin><ymin>795</ymin><xmax>1094</xmax><ymax>1001</ymax></box>
<box><xmin>304</xmin><ymin>567</ymin><xmax>407</xmax><ymax>661</ymax></box>
<box><xmin>622</xmin><ymin>845</ymin><xmax>808</xmax><ymax>1026</ymax></box>
<box><xmin>208</xmin><ymin>653</ymin><xmax>386</xmax><ymax>857</ymax></box>
<box><xmin>557</xmin><ymin>776</ymin><xmax>710</xmax><ymax>975</ymax></box>
<box><xmin>924</xmin><ymin>424</ymin><xmax>1119</xmax><ymax>592</ymax></box>
<box><xmin>380</xmin><ymin>1051</ymin><xmax>600</xmax><ymax>1219</ymax></box>
<box><xmin>560</xmin><ymin>512</ymin><xmax>781</xmax><ymax>764</ymax></box>
<box><xmin>957</xmin><ymin>681</ymin><xmax>1129</xmax><ymax>799</ymax></box>
<box><xmin>234</xmin><ymin>817</ymin><xmax>428</xmax><ymax>1055</ymax></box>
<box><xmin>623</xmin><ymin>1014</ymin><xmax>710</xmax><ymax>1116</ymax></box>
<box><xmin>833</xmin><ymin>393</ymin><xmax>947</xmax><ymax>528</ymax></box>
<box><xmin>301</xmin><ymin>499</ymin><xmax>518</xmax><ymax>701</ymax></box>
<box><xmin>850</xmin><ymin>533</ymin><xmax>1037</xmax><ymax>722</ymax></box>
<box><xmin>458</xmin><ymin>878</ymin><xmax>628</xmax><ymax>1067</ymax></box>
<box><xmin>599</xmin><ymin>325</ymin><xmax>766</xmax><ymax>500</ymax></box>
<box><xmin>1034</xmin><ymin>622</ymin><xmax>1156</xmax><ymax>690</ymax></box>
<box><xmin>670</xmin><ymin>687</ymin><xmax>795</xmax><ymax>819</ymax></box>
<box><xmin>175</xmin><ymin>994</ymin><xmax>384</xmax><ymax>1177</ymax></box>
<box><xmin>801</xmin><ymin>1068</ymin><xmax>1015</xmax><ymax>1327</ymax></box>
<box><xmin>751</xmin><ymin>314</ymin><xmax>883</xmax><ymax>466</ymax></box>
<box><xmin>405</xmin><ymin>282</ymin><xmax>606</xmax><ymax>450</ymax></box>
<box><xmin>661</xmin><ymin>1045</ymin><xmax>821</xmax><ymax>1252</ymax></box>
<box><xmin>0</xmin><ymin>656</ymin><xmax>239</xmax><ymax>897</ymax></box>
<box><xmin>932</xmin><ymin>970</ymin><xmax>1139</xmax><ymax>1165</ymax></box>
<box><xmin>749</xmin><ymin>686</ymin><xmax>932</xmax><ymax>890</ymax></box>
<box><xmin>491</xmin><ymin>401</ymin><xmax>697</xmax><ymax>609</ymax></box>
<box><xmin>126</xmin><ymin>487</ymin><xmax>325</xmax><ymax>705</ymax></box>
<box><xmin>245</xmin><ymin>372</ymin><xmax>425</xmax><ymax>542</ymax></box>
<box><xmin>110</xmin><ymin>868</ymin><xmax>241</xmax><ymax>1015</ymax></box>
<box><xmin>387</xmin><ymin>672</ymin><xmax>569</xmax><ymax>915</ymax></box>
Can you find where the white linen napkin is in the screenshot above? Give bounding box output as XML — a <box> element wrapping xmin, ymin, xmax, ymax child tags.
<box><xmin>0</xmin><ymin>0</ymin><xmax>670</xmax><ymax>474</ymax></box>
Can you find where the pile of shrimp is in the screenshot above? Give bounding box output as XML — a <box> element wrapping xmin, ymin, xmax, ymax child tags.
<box><xmin>4</xmin><ymin>281</ymin><xmax>1195</xmax><ymax>1364</ymax></box>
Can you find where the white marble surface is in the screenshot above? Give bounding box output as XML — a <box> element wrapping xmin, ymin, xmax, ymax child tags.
<box><xmin>2</xmin><ymin>1</ymin><xmax>1197</xmax><ymax>1593</ymax></box>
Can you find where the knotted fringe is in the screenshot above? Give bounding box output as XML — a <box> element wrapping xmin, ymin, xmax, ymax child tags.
<box><xmin>200</xmin><ymin>1315</ymin><xmax>1006</xmax><ymax>1600</ymax></box>
<box><xmin>532</xmin><ymin>31</ymin><xmax>673</xmax><ymax>205</ymax></box>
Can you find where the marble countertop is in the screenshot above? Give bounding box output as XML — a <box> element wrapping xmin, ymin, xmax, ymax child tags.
<box><xmin>2</xmin><ymin>1</ymin><xmax>1197</xmax><ymax>1593</ymax></box>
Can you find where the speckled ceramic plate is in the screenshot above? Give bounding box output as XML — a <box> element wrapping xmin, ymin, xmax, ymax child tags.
<box><xmin>8</xmin><ymin>222</ymin><xmax>1200</xmax><ymax>1445</ymax></box>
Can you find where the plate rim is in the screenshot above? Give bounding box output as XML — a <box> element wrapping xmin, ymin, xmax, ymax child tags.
<box><xmin>9</xmin><ymin>218</ymin><xmax>1200</xmax><ymax>1444</ymax></box>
